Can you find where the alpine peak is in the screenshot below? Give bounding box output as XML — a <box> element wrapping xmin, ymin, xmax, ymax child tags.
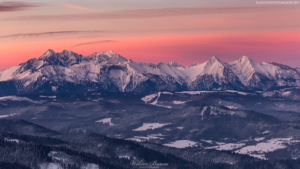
<box><xmin>189</xmin><ymin>62</ymin><xmax>199</xmax><ymax>67</ymax></box>
<box><xmin>207</xmin><ymin>56</ymin><xmax>223</xmax><ymax>66</ymax></box>
<box><xmin>169</xmin><ymin>61</ymin><xmax>183</xmax><ymax>68</ymax></box>
<box><xmin>209</xmin><ymin>56</ymin><xmax>221</xmax><ymax>62</ymax></box>
<box><xmin>159</xmin><ymin>61</ymin><xmax>168</xmax><ymax>64</ymax></box>
<box><xmin>237</xmin><ymin>56</ymin><xmax>254</xmax><ymax>64</ymax></box>
<box><xmin>39</xmin><ymin>49</ymin><xmax>55</xmax><ymax>59</ymax></box>
<box><xmin>101</xmin><ymin>50</ymin><xmax>116</xmax><ymax>57</ymax></box>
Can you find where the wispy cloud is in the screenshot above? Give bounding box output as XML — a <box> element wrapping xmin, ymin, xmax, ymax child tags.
<box><xmin>1</xmin><ymin>6</ymin><xmax>291</xmax><ymax>21</ymax></box>
<box><xmin>71</xmin><ymin>40</ymin><xmax>117</xmax><ymax>47</ymax></box>
<box><xmin>0</xmin><ymin>1</ymin><xmax>43</xmax><ymax>12</ymax></box>
<box><xmin>64</xmin><ymin>3</ymin><xmax>91</xmax><ymax>10</ymax></box>
<box><xmin>0</xmin><ymin>30</ymin><xmax>105</xmax><ymax>39</ymax></box>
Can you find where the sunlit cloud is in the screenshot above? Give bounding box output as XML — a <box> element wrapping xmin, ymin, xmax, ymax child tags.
<box><xmin>71</xmin><ymin>40</ymin><xmax>117</xmax><ymax>47</ymax></box>
<box><xmin>2</xmin><ymin>6</ymin><xmax>295</xmax><ymax>21</ymax></box>
<box><xmin>64</xmin><ymin>3</ymin><xmax>91</xmax><ymax>10</ymax></box>
<box><xmin>0</xmin><ymin>30</ymin><xmax>106</xmax><ymax>39</ymax></box>
<box><xmin>0</xmin><ymin>1</ymin><xmax>43</xmax><ymax>12</ymax></box>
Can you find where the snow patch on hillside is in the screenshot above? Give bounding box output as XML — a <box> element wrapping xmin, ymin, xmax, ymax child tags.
<box><xmin>254</xmin><ymin>137</ymin><xmax>265</xmax><ymax>142</ymax></box>
<box><xmin>38</xmin><ymin>163</ymin><xmax>63</xmax><ymax>169</ymax></box>
<box><xmin>176</xmin><ymin>91</ymin><xmax>217</xmax><ymax>95</ymax></box>
<box><xmin>262</xmin><ymin>131</ymin><xmax>270</xmax><ymax>134</ymax></box>
<box><xmin>80</xmin><ymin>163</ymin><xmax>99</xmax><ymax>169</ymax></box>
<box><xmin>133</xmin><ymin>123</ymin><xmax>171</xmax><ymax>131</ymax></box>
<box><xmin>226</xmin><ymin>106</ymin><xmax>238</xmax><ymax>109</ymax></box>
<box><xmin>0</xmin><ymin>96</ymin><xmax>40</xmax><ymax>104</ymax></box>
<box><xmin>206</xmin><ymin>143</ymin><xmax>245</xmax><ymax>151</ymax></box>
<box><xmin>141</xmin><ymin>93</ymin><xmax>158</xmax><ymax>103</ymax></box>
<box><xmin>172</xmin><ymin>101</ymin><xmax>186</xmax><ymax>104</ymax></box>
<box><xmin>164</xmin><ymin>140</ymin><xmax>198</xmax><ymax>148</ymax></box>
<box><xmin>126</xmin><ymin>134</ymin><xmax>165</xmax><ymax>142</ymax></box>
<box><xmin>235</xmin><ymin>137</ymin><xmax>295</xmax><ymax>159</ymax></box>
<box><xmin>0</xmin><ymin>115</ymin><xmax>9</xmax><ymax>118</ymax></box>
<box><xmin>96</xmin><ymin>118</ymin><xmax>114</xmax><ymax>126</ymax></box>
<box><xmin>150</xmin><ymin>92</ymin><xmax>160</xmax><ymax>105</ymax></box>
<box><xmin>162</xmin><ymin>91</ymin><xmax>173</xmax><ymax>95</ymax></box>
<box><xmin>40</xmin><ymin>95</ymin><xmax>57</xmax><ymax>99</ymax></box>
<box><xmin>225</xmin><ymin>90</ymin><xmax>251</xmax><ymax>95</ymax></box>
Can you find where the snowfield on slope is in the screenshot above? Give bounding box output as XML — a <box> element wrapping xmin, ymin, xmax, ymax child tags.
<box><xmin>126</xmin><ymin>134</ymin><xmax>165</xmax><ymax>142</ymax></box>
<box><xmin>163</xmin><ymin>140</ymin><xmax>198</xmax><ymax>148</ymax></box>
<box><xmin>141</xmin><ymin>93</ymin><xmax>158</xmax><ymax>103</ymax></box>
<box><xmin>206</xmin><ymin>143</ymin><xmax>245</xmax><ymax>151</ymax></box>
<box><xmin>0</xmin><ymin>96</ymin><xmax>41</xmax><ymax>104</ymax></box>
<box><xmin>235</xmin><ymin>138</ymin><xmax>300</xmax><ymax>159</ymax></box>
<box><xmin>95</xmin><ymin>118</ymin><xmax>114</xmax><ymax>126</ymax></box>
<box><xmin>38</xmin><ymin>163</ymin><xmax>63</xmax><ymax>169</ymax></box>
<box><xmin>133</xmin><ymin>123</ymin><xmax>171</xmax><ymax>131</ymax></box>
<box><xmin>0</xmin><ymin>115</ymin><xmax>9</xmax><ymax>118</ymax></box>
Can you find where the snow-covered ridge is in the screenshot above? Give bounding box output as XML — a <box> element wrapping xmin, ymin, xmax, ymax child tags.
<box><xmin>96</xmin><ymin>118</ymin><xmax>114</xmax><ymax>126</ymax></box>
<box><xmin>163</xmin><ymin>140</ymin><xmax>198</xmax><ymax>148</ymax></box>
<box><xmin>133</xmin><ymin>123</ymin><xmax>171</xmax><ymax>131</ymax></box>
<box><xmin>0</xmin><ymin>96</ymin><xmax>40</xmax><ymax>104</ymax></box>
<box><xmin>1</xmin><ymin>49</ymin><xmax>300</xmax><ymax>95</ymax></box>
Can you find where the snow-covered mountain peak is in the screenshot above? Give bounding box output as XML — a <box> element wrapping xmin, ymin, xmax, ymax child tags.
<box><xmin>87</xmin><ymin>52</ymin><xmax>128</xmax><ymax>64</ymax></box>
<box><xmin>106</xmin><ymin>50</ymin><xmax>114</xmax><ymax>54</ymax></box>
<box><xmin>206</xmin><ymin>56</ymin><xmax>225</xmax><ymax>68</ymax></box>
<box><xmin>39</xmin><ymin>49</ymin><xmax>56</xmax><ymax>60</ymax></box>
<box><xmin>38</xmin><ymin>49</ymin><xmax>85</xmax><ymax>67</ymax></box>
<box><xmin>62</xmin><ymin>49</ymin><xmax>69</xmax><ymax>53</ymax></box>
<box><xmin>99</xmin><ymin>50</ymin><xmax>116</xmax><ymax>57</ymax></box>
<box><xmin>228</xmin><ymin>56</ymin><xmax>259</xmax><ymax>70</ymax></box>
<box><xmin>180</xmin><ymin>56</ymin><xmax>230</xmax><ymax>84</ymax></box>
<box><xmin>228</xmin><ymin>56</ymin><xmax>259</xmax><ymax>86</ymax></box>
<box><xmin>127</xmin><ymin>59</ymin><xmax>135</xmax><ymax>64</ymax></box>
<box><xmin>159</xmin><ymin>61</ymin><xmax>168</xmax><ymax>64</ymax></box>
<box><xmin>87</xmin><ymin>52</ymin><xmax>110</xmax><ymax>63</ymax></box>
<box><xmin>227</xmin><ymin>56</ymin><xmax>300</xmax><ymax>87</ymax></box>
<box><xmin>239</xmin><ymin>55</ymin><xmax>250</xmax><ymax>61</ymax></box>
<box><xmin>106</xmin><ymin>54</ymin><xmax>128</xmax><ymax>64</ymax></box>
<box><xmin>169</xmin><ymin>61</ymin><xmax>184</xmax><ymax>68</ymax></box>
<box><xmin>189</xmin><ymin>62</ymin><xmax>199</xmax><ymax>67</ymax></box>
<box><xmin>61</xmin><ymin>49</ymin><xmax>75</xmax><ymax>56</ymax></box>
<box><xmin>207</xmin><ymin>56</ymin><xmax>222</xmax><ymax>64</ymax></box>
<box><xmin>236</xmin><ymin>56</ymin><xmax>257</xmax><ymax>66</ymax></box>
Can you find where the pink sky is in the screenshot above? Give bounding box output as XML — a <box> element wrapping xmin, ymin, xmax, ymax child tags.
<box><xmin>0</xmin><ymin>1</ymin><xmax>299</xmax><ymax>70</ymax></box>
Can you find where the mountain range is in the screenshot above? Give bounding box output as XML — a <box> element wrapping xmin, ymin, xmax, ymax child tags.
<box><xmin>0</xmin><ymin>49</ymin><xmax>300</xmax><ymax>96</ymax></box>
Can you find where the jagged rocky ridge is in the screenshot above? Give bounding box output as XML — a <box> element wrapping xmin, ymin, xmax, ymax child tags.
<box><xmin>0</xmin><ymin>49</ymin><xmax>300</xmax><ymax>96</ymax></box>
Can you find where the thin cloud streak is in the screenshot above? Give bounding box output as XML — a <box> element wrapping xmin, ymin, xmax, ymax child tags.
<box><xmin>71</xmin><ymin>40</ymin><xmax>117</xmax><ymax>47</ymax></box>
<box><xmin>0</xmin><ymin>1</ymin><xmax>43</xmax><ymax>12</ymax></box>
<box><xmin>64</xmin><ymin>3</ymin><xmax>91</xmax><ymax>10</ymax></box>
<box><xmin>2</xmin><ymin>6</ymin><xmax>296</xmax><ymax>21</ymax></box>
<box><xmin>0</xmin><ymin>30</ymin><xmax>106</xmax><ymax>39</ymax></box>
